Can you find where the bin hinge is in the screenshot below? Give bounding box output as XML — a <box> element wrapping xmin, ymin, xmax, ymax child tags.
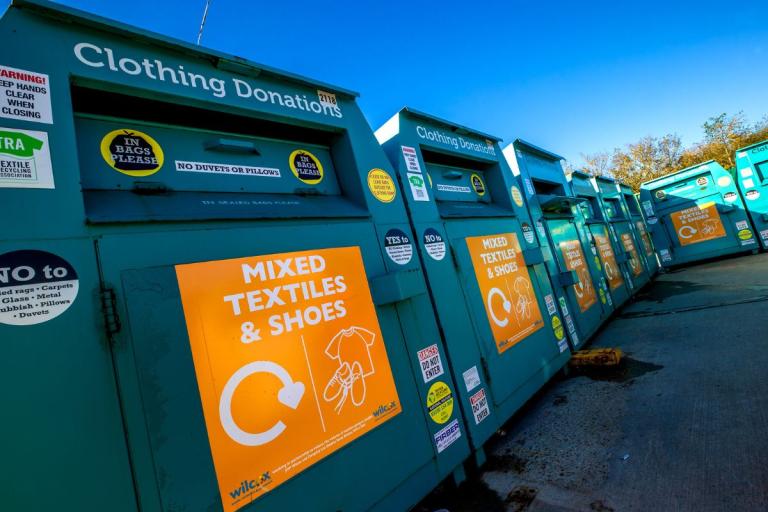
<box><xmin>100</xmin><ymin>286</ymin><xmax>122</xmax><ymax>339</ymax></box>
<box><xmin>480</xmin><ymin>357</ymin><xmax>491</xmax><ymax>384</ymax></box>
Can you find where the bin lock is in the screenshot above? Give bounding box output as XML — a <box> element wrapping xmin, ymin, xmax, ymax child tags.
<box><xmin>370</xmin><ymin>269</ymin><xmax>427</xmax><ymax>305</ymax></box>
<box><xmin>555</xmin><ymin>270</ymin><xmax>579</xmax><ymax>288</ymax></box>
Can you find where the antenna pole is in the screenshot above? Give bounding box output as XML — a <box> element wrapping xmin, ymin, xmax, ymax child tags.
<box><xmin>196</xmin><ymin>0</ymin><xmax>213</xmax><ymax>45</ymax></box>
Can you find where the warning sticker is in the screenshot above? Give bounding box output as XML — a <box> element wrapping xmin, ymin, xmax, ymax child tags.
<box><xmin>635</xmin><ymin>221</ymin><xmax>654</xmax><ymax>257</ymax></box>
<box><xmin>175</xmin><ymin>160</ymin><xmax>280</xmax><ymax>178</ymax></box>
<box><xmin>544</xmin><ymin>294</ymin><xmax>557</xmax><ymax>315</ymax></box>
<box><xmin>384</xmin><ymin>229</ymin><xmax>413</xmax><ymax>265</ymax></box>
<box><xmin>401</xmin><ymin>146</ymin><xmax>422</xmax><ymax>173</ymax></box>
<box><xmin>620</xmin><ymin>233</ymin><xmax>644</xmax><ymax>277</ymax></box>
<box><xmin>470</xmin><ymin>388</ymin><xmax>490</xmax><ymax>424</ymax></box>
<box><xmin>760</xmin><ymin>229</ymin><xmax>768</xmax><ymax>241</ymax></box>
<box><xmin>466</xmin><ymin>233</ymin><xmax>544</xmax><ymax>353</ymax></box>
<box><xmin>511</xmin><ymin>185</ymin><xmax>524</xmax><ymax>207</ymax></box>
<box><xmin>367</xmin><ymin>168</ymin><xmax>397</xmax><ymax>203</ymax></box>
<box><xmin>723</xmin><ymin>192</ymin><xmax>739</xmax><ymax>203</ymax></box>
<box><xmin>426</xmin><ymin>381</ymin><xmax>454</xmax><ymax>424</ymax></box>
<box><xmin>175</xmin><ymin>247</ymin><xmax>401</xmax><ymax>511</ymax></box>
<box><xmin>0</xmin><ymin>65</ymin><xmax>52</xmax><ymax>124</ymax></box>
<box><xmin>559</xmin><ymin>239</ymin><xmax>597</xmax><ymax>312</ymax></box>
<box><xmin>660</xmin><ymin>249</ymin><xmax>672</xmax><ymax>262</ymax></box>
<box><xmin>407</xmin><ymin>172</ymin><xmax>429</xmax><ymax>202</ymax></box>
<box><xmin>289</xmin><ymin>149</ymin><xmax>323</xmax><ymax>185</ymax></box>
<box><xmin>101</xmin><ymin>129</ymin><xmax>164</xmax><ymax>177</ymax></box>
<box><xmin>462</xmin><ymin>366</ymin><xmax>481</xmax><ymax>392</ymax></box>
<box><xmin>423</xmin><ymin>228</ymin><xmax>447</xmax><ymax>261</ymax></box>
<box><xmin>417</xmin><ymin>344</ymin><xmax>445</xmax><ymax>383</ymax></box>
<box><xmin>670</xmin><ymin>202</ymin><xmax>726</xmax><ymax>246</ymax></box>
<box><xmin>434</xmin><ymin>418</ymin><xmax>461</xmax><ymax>453</ymax></box>
<box><xmin>0</xmin><ymin>127</ymin><xmax>53</xmax><ymax>189</ymax></box>
<box><xmin>745</xmin><ymin>190</ymin><xmax>760</xmax><ymax>201</ymax></box>
<box><xmin>0</xmin><ymin>250</ymin><xmax>78</xmax><ymax>326</ymax></box>
<box><xmin>521</xmin><ymin>222</ymin><xmax>535</xmax><ymax>244</ymax></box>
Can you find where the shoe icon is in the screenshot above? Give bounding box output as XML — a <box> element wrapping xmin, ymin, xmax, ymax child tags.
<box><xmin>323</xmin><ymin>362</ymin><xmax>352</xmax><ymax>404</ymax></box>
<box><xmin>350</xmin><ymin>361</ymin><xmax>367</xmax><ymax>407</ymax></box>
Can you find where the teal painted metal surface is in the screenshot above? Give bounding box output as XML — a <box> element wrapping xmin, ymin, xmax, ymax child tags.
<box><xmin>569</xmin><ymin>172</ymin><xmax>633</xmax><ymax>308</ymax></box>
<box><xmin>0</xmin><ymin>2</ymin><xmax>469</xmax><ymax>511</ymax></box>
<box><xmin>509</xmin><ymin>141</ymin><xmax>611</xmax><ymax>349</ymax></box>
<box><xmin>621</xmin><ymin>185</ymin><xmax>660</xmax><ymax>277</ymax></box>
<box><xmin>593</xmin><ymin>177</ymin><xmax>651</xmax><ymax>290</ymax></box>
<box><xmin>376</xmin><ymin>110</ymin><xmax>570</xmax><ymax>454</ymax></box>
<box><xmin>734</xmin><ymin>139</ymin><xmax>768</xmax><ymax>250</ymax></box>
<box><xmin>639</xmin><ymin>161</ymin><xmax>757</xmax><ymax>267</ymax></box>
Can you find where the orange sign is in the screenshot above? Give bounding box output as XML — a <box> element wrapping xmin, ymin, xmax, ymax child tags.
<box><xmin>635</xmin><ymin>221</ymin><xmax>654</xmax><ymax>256</ymax></box>
<box><xmin>559</xmin><ymin>239</ymin><xmax>597</xmax><ymax>312</ymax></box>
<box><xmin>620</xmin><ymin>233</ymin><xmax>643</xmax><ymax>277</ymax></box>
<box><xmin>175</xmin><ymin>247</ymin><xmax>401</xmax><ymax>511</ymax></box>
<box><xmin>670</xmin><ymin>202</ymin><xmax>726</xmax><ymax>246</ymax></box>
<box><xmin>466</xmin><ymin>232</ymin><xmax>544</xmax><ymax>353</ymax></box>
<box><xmin>593</xmin><ymin>229</ymin><xmax>624</xmax><ymax>291</ymax></box>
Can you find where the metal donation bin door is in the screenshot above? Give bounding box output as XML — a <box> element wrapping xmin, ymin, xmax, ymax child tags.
<box><xmin>621</xmin><ymin>184</ymin><xmax>659</xmax><ymax>276</ymax></box>
<box><xmin>735</xmin><ymin>139</ymin><xmax>768</xmax><ymax>250</ymax></box>
<box><xmin>510</xmin><ymin>141</ymin><xmax>611</xmax><ymax>348</ymax></box>
<box><xmin>570</xmin><ymin>172</ymin><xmax>631</xmax><ymax>308</ymax></box>
<box><xmin>0</xmin><ymin>2</ymin><xmax>469</xmax><ymax>512</ymax></box>
<box><xmin>639</xmin><ymin>161</ymin><xmax>757</xmax><ymax>267</ymax></box>
<box><xmin>594</xmin><ymin>177</ymin><xmax>650</xmax><ymax>290</ymax></box>
<box><xmin>376</xmin><ymin>109</ymin><xmax>570</xmax><ymax>456</ymax></box>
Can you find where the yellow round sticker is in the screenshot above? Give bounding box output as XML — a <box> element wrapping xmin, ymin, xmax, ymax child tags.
<box><xmin>552</xmin><ymin>315</ymin><xmax>564</xmax><ymax>340</ymax></box>
<box><xmin>100</xmin><ymin>129</ymin><xmax>164</xmax><ymax>177</ymax></box>
<box><xmin>289</xmin><ymin>149</ymin><xmax>324</xmax><ymax>185</ymax></box>
<box><xmin>471</xmin><ymin>173</ymin><xmax>486</xmax><ymax>196</ymax></box>
<box><xmin>738</xmin><ymin>228</ymin><xmax>753</xmax><ymax>240</ymax></box>
<box><xmin>427</xmin><ymin>173</ymin><xmax>433</xmax><ymax>188</ymax></box>
<box><xmin>599</xmin><ymin>288</ymin><xmax>607</xmax><ymax>304</ymax></box>
<box><xmin>426</xmin><ymin>381</ymin><xmax>454</xmax><ymax>424</ymax></box>
<box><xmin>367</xmin><ymin>168</ymin><xmax>397</xmax><ymax>203</ymax></box>
<box><xmin>594</xmin><ymin>255</ymin><xmax>602</xmax><ymax>270</ymax></box>
<box><xmin>511</xmin><ymin>185</ymin><xmax>524</xmax><ymax>207</ymax></box>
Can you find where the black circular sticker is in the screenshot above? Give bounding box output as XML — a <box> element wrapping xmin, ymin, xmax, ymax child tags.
<box><xmin>384</xmin><ymin>229</ymin><xmax>413</xmax><ymax>265</ymax></box>
<box><xmin>471</xmin><ymin>173</ymin><xmax>486</xmax><ymax>196</ymax></box>
<box><xmin>100</xmin><ymin>129</ymin><xmax>164</xmax><ymax>177</ymax></box>
<box><xmin>521</xmin><ymin>222</ymin><xmax>535</xmax><ymax>244</ymax></box>
<box><xmin>289</xmin><ymin>149</ymin><xmax>324</xmax><ymax>184</ymax></box>
<box><xmin>423</xmin><ymin>228</ymin><xmax>446</xmax><ymax>261</ymax></box>
<box><xmin>0</xmin><ymin>250</ymin><xmax>79</xmax><ymax>326</ymax></box>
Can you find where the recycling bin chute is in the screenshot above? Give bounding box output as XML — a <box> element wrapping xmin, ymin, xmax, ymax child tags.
<box><xmin>620</xmin><ymin>184</ymin><xmax>660</xmax><ymax>276</ymax></box>
<box><xmin>734</xmin><ymin>139</ymin><xmax>768</xmax><ymax>250</ymax></box>
<box><xmin>376</xmin><ymin>108</ymin><xmax>570</xmax><ymax>460</ymax></box>
<box><xmin>593</xmin><ymin>176</ymin><xmax>651</xmax><ymax>290</ymax></box>
<box><xmin>639</xmin><ymin>160</ymin><xmax>757</xmax><ymax>267</ymax></box>
<box><xmin>569</xmin><ymin>171</ymin><xmax>632</xmax><ymax>308</ymax></box>
<box><xmin>0</xmin><ymin>2</ymin><xmax>470</xmax><ymax>511</ymax></box>
<box><xmin>508</xmin><ymin>140</ymin><xmax>612</xmax><ymax>349</ymax></box>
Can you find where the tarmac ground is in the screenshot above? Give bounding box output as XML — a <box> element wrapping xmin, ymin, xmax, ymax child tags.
<box><xmin>414</xmin><ymin>252</ymin><xmax>768</xmax><ymax>512</ymax></box>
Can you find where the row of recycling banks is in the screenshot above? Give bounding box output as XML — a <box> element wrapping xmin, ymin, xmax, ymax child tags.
<box><xmin>0</xmin><ymin>1</ymin><xmax>679</xmax><ymax>512</ymax></box>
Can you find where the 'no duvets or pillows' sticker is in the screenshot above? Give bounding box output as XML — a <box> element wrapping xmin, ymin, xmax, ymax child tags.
<box><xmin>0</xmin><ymin>250</ymin><xmax>79</xmax><ymax>326</ymax></box>
<box><xmin>101</xmin><ymin>129</ymin><xmax>164</xmax><ymax>177</ymax></box>
<box><xmin>367</xmin><ymin>168</ymin><xmax>397</xmax><ymax>203</ymax></box>
<box><xmin>289</xmin><ymin>149</ymin><xmax>324</xmax><ymax>185</ymax></box>
<box><xmin>423</xmin><ymin>228</ymin><xmax>446</xmax><ymax>261</ymax></box>
<box><xmin>384</xmin><ymin>229</ymin><xmax>413</xmax><ymax>265</ymax></box>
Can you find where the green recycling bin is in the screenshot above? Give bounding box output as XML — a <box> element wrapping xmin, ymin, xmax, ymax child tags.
<box><xmin>639</xmin><ymin>161</ymin><xmax>757</xmax><ymax>267</ymax></box>
<box><xmin>509</xmin><ymin>141</ymin><xmax>611</xmax><ymax>348</ymax></box>
<box><xmin>375</xmin><ymin>108</ymin><xmax>570</xmax><ymax>460</ymax></box>
<box><xmin>569</xmin><ymin>171</ymin><xmax>632</xmax><ymax>308</ymax></box>
<box><xmin>0</xmin><ymin>2</ymin><xmax>470</xmax><ymax>511</ymax></box>
<box><xmin>734</xmin><ymin>139</ymin><xmax>768</xmax><ymax>250</ymax></box>
<box><xmin>621</xmin><ymin>185</ymin><xmax>660</xmax><ymax>277</ymax></box>
<box><xmin>594</xmin><ymin>177</ymin><xmax>651</xmax><ymax>290</ymax></box>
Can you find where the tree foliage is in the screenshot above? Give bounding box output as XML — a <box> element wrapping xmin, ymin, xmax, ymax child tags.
<box><xmin>577</xmin><ymin>112</ymin><xmax>768</xmax><ymax>191</ymax></box>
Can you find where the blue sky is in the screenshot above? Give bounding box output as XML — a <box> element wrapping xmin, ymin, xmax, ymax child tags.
<box><xmin>23</xmin><ymin>0</ymin><xmax>768</xmax><ymax>164</ymax></box>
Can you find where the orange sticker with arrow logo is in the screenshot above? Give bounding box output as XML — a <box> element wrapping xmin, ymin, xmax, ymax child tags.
<box><xmin>176</xmin><ymin>247</ymin><xmax>400</xmax><ymax>511</ymax></box>
<box><xmin>559</xmin><ymin>239</ymin><xmax>597</xmax><ymax>312</ymax></box>
<box><xmin>670</xmin><ymin>202</ymin><xmax>726</xmax><ymax>246</ymax></box>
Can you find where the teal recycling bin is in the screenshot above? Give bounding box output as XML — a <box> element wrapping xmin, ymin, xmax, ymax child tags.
<box><xmin>376</xmin><ymin>109</ymin><xmax>570</xmax><ymax>460</ymax></box>
<box><xmin>734</xmin><ymin>139</ymin><xmax>768</xmax><ymax>250</ymax></box>
<box><xmin>621</xmin><ymin>185</ymin><xmax>660</xmax><ymax>277</ymax></box>
<box><xmin>569</xmin><ymin>171</ymin><xmax>632</xmax><ymax>308</ymax></box>
<box><xmin>0</xmin><ymin>2</ymin><xmax>470</xmax><ymax>511</ymax></box>
<box><xmin>594</xmin><ymin>177</ymin><xmax>651</xmax><ymax>290</ymax></box>
<box><xmin>509</xmin><ymin>141</ymin><xmax>612</xmax><ymax>348</ymax></box>
<box><xmin>639</xmin><ymin>161</ymin><xmax>757</xmax><ymax>267</ymax></box>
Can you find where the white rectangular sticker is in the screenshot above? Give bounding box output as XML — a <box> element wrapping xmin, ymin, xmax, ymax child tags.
<box><xmin>470</xmin><ymin>388</ymin><xmax>490</xmax><ymax>424</ymax></box>
<box><xmin>659</xmin><ymin>249</ymin><xmax>672</xmax><ymax>262</ymax></box>
<box><xmin>407</xmin><ymin>172</ymin><xmax>429</xmax><ymax>202</ymax></box>
<box><xmin>544</xmin><ymin>294</ymin><xmax>557</xmax><ymax>315</ymax></box>
<box><xmin>175</xmin><ymin>160</ymin><xmax>280</xmax><ymax>178</ymax></box>
<box><xmin>642</xmin><ymin>200</ymin><xmax>654</xmax><ymax>217</ymax></box>
<box><xmin>462</xmin><ymin>366</ymin><xmax>481</xmax><ymax>392</ymax></box>
<box><xmin>741</xmin><ymin>168</ymin><xmax>753</xmax><ymax>178</ymax></box>
<box><xmin>417</xmin><ymin>344</ymin><xmax>444</xmax><ymax>383</ymax></box>
<box><xmin>743</xmin><ymin>178</ymin><xmax>755</xmax><ymax>189</ymax></box>
<box><xmin>0</xmin><ymin>127</ymin><xmax>53</xmax><ymax>188</ymax></box>
<box><xmin>0</xmin><ymin>66</ymin><xmax>52</xmax><ymax>124</ymax></box>
<box><xmin>434</xmin><ymin>419</ymin><xmax>461</xmax><ymax>453</ymax></box>
<box><xmin>761</xmin><ymin>230</ymin><xmax>768</xmax><ymax>241</ymax></box>
<box><xmin>401</xmin><ymin>146</ymin><xmax>422</xmax><ymax>173</ymax></box>
<box><xmin>736</xmin><ymin>220</ymin><xmax>749</xmax><ymax>230</ymax></box>
<box><xmin>558</xmin><ymin>337</ymin><xmax>569</xmax><ymax>353</ymax></box>
<box><xmin>436</xmin><ymin>184</ymin><xmax>471</xmax><ymax>194</ymax></box>
<box><xmin>524</xmin><ymin>178</ymin><xmax>535</xmax><ymax>196</ymax></box>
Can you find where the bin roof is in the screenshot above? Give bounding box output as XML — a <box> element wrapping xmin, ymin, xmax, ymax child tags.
<box><xmin>513</xmin><ymin>139</ymin><xmax>564</xmax><ymax>162</ymax></box>
<box><xmin>400</xmin><ymin>107</ymin><xmax>501</xmax><ymax>142</ymax></box>
<box><xmin>12</xmin><ymin>0</ymin><xmax>359</xmax><ymax>98</ymax></box>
